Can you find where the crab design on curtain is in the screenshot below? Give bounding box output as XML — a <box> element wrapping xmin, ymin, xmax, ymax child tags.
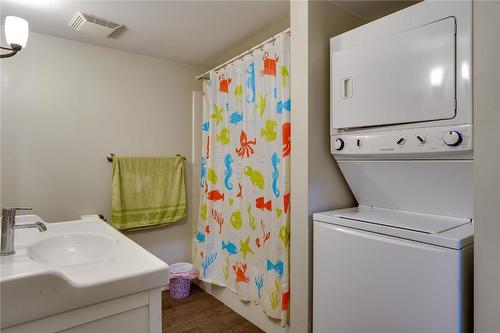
<box><xmin>194</xmin><ymin>33</ymin><xmax>290</xmax><ymax>322</ymax></box>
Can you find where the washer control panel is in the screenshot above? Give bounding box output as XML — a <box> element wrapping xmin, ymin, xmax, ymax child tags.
<box><xmin>331</xmin><ymin>124</ymin><xmax>472</xmax><ymax>157</ymax></box>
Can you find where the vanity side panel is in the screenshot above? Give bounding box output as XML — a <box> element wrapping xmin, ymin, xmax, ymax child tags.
<box><xmin>59</xmin><ymin>307</ymin><xmax>149</xmax><ymax>333</ymax></box>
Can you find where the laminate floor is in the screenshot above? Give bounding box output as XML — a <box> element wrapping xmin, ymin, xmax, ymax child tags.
<box><xmin>162</xmin><ymin>284</ymin><xmax>263</xmax><ymax>333</ymax></box>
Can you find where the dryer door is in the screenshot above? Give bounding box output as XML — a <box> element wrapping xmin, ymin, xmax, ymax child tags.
<box><xmin>331</xmin><ymin>17</ymin><xmax>456</xmax><ymax>129</ymax></box>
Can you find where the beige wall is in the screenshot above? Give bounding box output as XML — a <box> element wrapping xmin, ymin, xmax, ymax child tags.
<box><xmin>1</xmin><ymin>32</ymin><xmax>205</xmax><ymax>265</ymax></box>
<box><xmin>290</xmin><ymin>1</ymin><xmax>364</xmax><ymax>331</ymax></box>
<box><xmin>473</xmin><ymin>1</ymin><xmax>500</xmax><ymax>332</ymax></box>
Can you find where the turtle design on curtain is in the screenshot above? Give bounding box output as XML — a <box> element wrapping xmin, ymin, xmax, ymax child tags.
<box><xmin>194</xmin><ymin>32</ymin><xmax>290</xmax><ymax>322</ymax></box>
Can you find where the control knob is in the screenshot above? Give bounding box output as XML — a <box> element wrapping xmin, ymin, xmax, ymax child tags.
<box><xmin>443</xmin><ymin>130</ymin><xmax>463</xmax><ymax>147</ymax></box>
<box><xmin>416</xmin><ymin>135</ymin><xmax>426</xmax><ymax>144</ymax></box>
<box><xmin>334</xmin><ymin>138</ymin><xmax>344</xmax><ymax>151</ymax></box>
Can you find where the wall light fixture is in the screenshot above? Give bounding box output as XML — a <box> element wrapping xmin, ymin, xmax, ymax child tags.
<box><xmin>1</xmin><ymin>16</ymin><xmax>29</xmax><ymax>58</ymax></box>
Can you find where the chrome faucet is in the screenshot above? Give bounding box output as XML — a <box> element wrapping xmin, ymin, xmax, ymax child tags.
<box><xmin>1</xmin><ymin>207</ymin><xmax>47</xmax><ymax>256</ymax></box>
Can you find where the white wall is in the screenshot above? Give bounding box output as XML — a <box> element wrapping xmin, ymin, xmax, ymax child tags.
<box><xmin>191</xmin><ymin>91</ymin><xmax>204</xmax><ymax>261</ymax></box>
<box><xmin>290</xmin><ymin>1</ymin><xmax>364</xmax><ymax>331</ymax></box>
<box><xmin>1</xmin><ymin>32</ymin><xmax>205</xmax><ymax>265</ymax></box>
<box><xmin>473</xmin><ymin>1</ymin><xmax>500</xmax><ymax>332</ymax></box>
<box><xmin>289</xmin><ymin>2</ymin><xmax>310</xmax><ymax>329</ymax></box>
<box><xmin>209</xmin><ymin>15</ymin><xmax>290</xmax><ymax>68</ymax></box>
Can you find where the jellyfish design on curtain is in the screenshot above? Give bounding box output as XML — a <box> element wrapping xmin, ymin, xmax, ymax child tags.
<box><xmin>194</xmin><ymin>32</ymin><xmax>290</xmax><ymax>322</ymax></box>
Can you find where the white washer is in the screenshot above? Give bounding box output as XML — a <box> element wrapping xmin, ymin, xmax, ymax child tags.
<box><xmin>317</xmin><ymin>1</ymin><xmax>475</xmax><ymax>332</ymax></box>
<box><xmin>313</xmin><ymin>206</ymin><xmax>473</xmax><ymax>333</ymax></box>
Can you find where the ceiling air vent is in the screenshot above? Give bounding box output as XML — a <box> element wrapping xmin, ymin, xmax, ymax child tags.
<box><xmin>68</xmin><ymin>12</ymin><xmax>122</xmax><ymax>38</ymax></box>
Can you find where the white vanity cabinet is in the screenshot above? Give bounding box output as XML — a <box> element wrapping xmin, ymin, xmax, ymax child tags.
<box><xmin>3</xmin><ymin>289</ymin><xmax>162</xmax><ymax>333</ymax></box>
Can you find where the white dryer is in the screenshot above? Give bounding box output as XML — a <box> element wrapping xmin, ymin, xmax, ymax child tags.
<box><xmin>315</xmin><ymin>1</ymin><xmax>474</xmax><ymax>332</ymax></box>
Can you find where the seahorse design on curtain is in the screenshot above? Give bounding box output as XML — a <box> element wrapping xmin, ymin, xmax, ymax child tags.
<box><xmin>194</xmin><ymin>32</ymin><xmax>291</xmax><ymax>322</ymax></box>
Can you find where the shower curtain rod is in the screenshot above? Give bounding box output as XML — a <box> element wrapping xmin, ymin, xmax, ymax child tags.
<box><xmin>196</xmin><ymin>27</ymin><xmax>290</xmax><ymax>80</ymax></box>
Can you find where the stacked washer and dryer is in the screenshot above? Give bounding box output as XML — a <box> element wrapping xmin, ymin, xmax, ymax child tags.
<box><xmin>313</xmin><ymin>1</ymin><xmax>473</xmax><ymax>332</ymax></box>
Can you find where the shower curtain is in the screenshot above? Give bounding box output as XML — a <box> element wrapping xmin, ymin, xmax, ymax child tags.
<box><xmin>194</xmin><ymin>32</ymin><xmax>290</xmax><ymax>322</ymax></box>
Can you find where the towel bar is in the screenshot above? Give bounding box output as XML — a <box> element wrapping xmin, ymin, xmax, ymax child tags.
<box><xmin>106</xmin><ymin>153</ymin><xmax>186</xmax><ymax>162</ymax></box>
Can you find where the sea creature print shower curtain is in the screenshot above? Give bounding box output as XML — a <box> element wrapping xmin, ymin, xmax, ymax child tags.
<box><xmin>194</xmin><ymin>32</ymin><xmax>290</xmax><ymax>322</ymax></box>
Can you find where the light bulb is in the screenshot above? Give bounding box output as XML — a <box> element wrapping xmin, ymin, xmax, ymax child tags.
<box><xmin>5</xmin><ymin>16</ymin><xmax>29</xmax><ymax>49</ymax></box>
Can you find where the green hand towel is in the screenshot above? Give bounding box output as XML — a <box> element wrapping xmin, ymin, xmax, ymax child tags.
<box><xmin>112</xmin><ymin>156</ymin><xmax>186</xmax><ymax>231</ymax></box>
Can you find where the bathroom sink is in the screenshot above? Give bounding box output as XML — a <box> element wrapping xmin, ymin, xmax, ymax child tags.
<box><xmin>1</xmin><ymin>215</ymin><xmax>169</xmax><ymax>329</ymax></box>
<box><xmin>28</xmin><ymin>233</ymin><xmax>116</xmax><ymax>266</ymax></box>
